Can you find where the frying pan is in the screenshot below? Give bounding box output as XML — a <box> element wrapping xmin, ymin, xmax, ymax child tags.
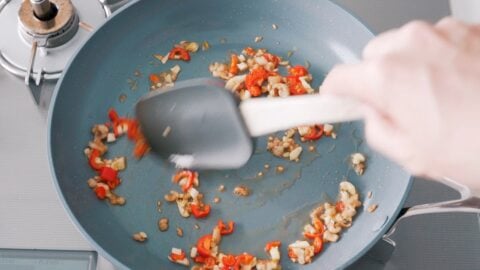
<box><xmin>48</xmin><ymin>0</ymin><xmax>412</xmax><ymax>269</ymax></box>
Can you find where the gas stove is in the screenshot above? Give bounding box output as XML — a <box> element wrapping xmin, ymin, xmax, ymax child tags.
<box><xmin>0</xmin><ymin>0</ymin><xmax>125</xmax><ymax>112</ymax></box>
<box><xmin>1</xmin><ymin>1</ymin><xmax>479</xmax><ymax>270</ymax></box>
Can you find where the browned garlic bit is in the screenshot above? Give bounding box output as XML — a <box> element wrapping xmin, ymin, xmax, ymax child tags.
<box><xmin>209</xmin><ymin>62</ymin><xmax>230</xmax><ymax>80</ymax></box>
<box><xmin>201</xmin><ymin>41</ymin><xmax>210</xmax><ymax>51</ymax></box>
<box><xmin>132</xmin><ymin>232</ymin><xmax>147</xmax><ymax>242</ymax></box>
<box><xmin>213</xmin><ymin>197</ymin><xmax>221</xmax><ymax>204</ymax></box>
<box><xmin>194</xmin><ymin>224</ymin><xmax>200</xmax><ymax>230</ymax></box>
<box><xmin>108</xmin><ymin>193</ymin><xmax>126</xmax><ymax>206</ymax></box>
<box><xmin>153</xmin><ymin>53</ymin><xmax>168</xmax><ymax>64</ymax></box>
<box><xmin>275</xmin><ymin>165</ymin><xmax>285</xmax><ymax>174</ymax></box>
<box><xmin>161</xmin><ymin>126</ymin><xmax>172</xmax><ymax>138</ymax></box>
<box><xmin>118</xmin><ymin>93</ymin><xmax>127</xmax><ymax>103</ymax></box>
<box><xmin>217</xmin><ymin>184</ymin><xmax>225</xmax><ymax>192</ymax></box>
<box><xmin>164</xmin><ymin>190</ymin><xmax>179</xmax><ymax>202</ymax></box>
<box><xmin>156</xmin><ymin>200</ymin><xmax>162</xmax><ymax>212</ymax></box>
<box><xmin>149</xmin><ymin>65</ymin><xmax>181</xmax><ymax>90</ymax></box>
<box><xmin>288</xmin><ymin>241</ymin><xmax>315</xmax><ymax>265</ymax></box>
<box><xmin>127</xmin><ymin>78</ymin><xmax>138</xmax><ymax>91</ymax></box>
<box><xmin>323</xmin><ymin>124</ymin><xmax>334</xmax><ymax>136</ymax></box>
<box><xmin>288</xmin><ymin>181</ymin><xmax>361</xmax><ymax>265</ymax></box>
<box><xmin>176</xmin><ymin>227</ymin><xmax>184</xmax><ymax>237</ymax></box>
<box><xmin>267</xmin><ymin>129</ymin><xmax>303</xmax><ymax>161</ymax></box>
<box><xmin>254</xmin><ymin>36</ymin><xmax>264</xmax><ymax>43</ymax></box>
<box><xmin>351</xmin><ymin>152</ymin><xmax>367</xmax><ymax>175</ymax></box>
<box><xmin>158</xmin><ymin>218</ymin><xmax>169</xmax><ymax>232</ymax></box>
<box><xmin>367</xmin><ymin>204</ymin><xmax>378</xmax><ymax>213</ymax></box>
<box><xmin>233</xmin><ymin>185</ymin><xmax>250</xmax><ymax>197</ymax></box>
<box><xmin>178</xmin><ymin>41</ymin><xmax>199</xmax><ymax>53</ymax></box>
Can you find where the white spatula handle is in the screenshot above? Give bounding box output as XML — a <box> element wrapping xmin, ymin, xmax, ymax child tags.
<box><xmin>239</xmin><ymin>94</ymin><xmax>363</xmax><ymax>137</ymax></box>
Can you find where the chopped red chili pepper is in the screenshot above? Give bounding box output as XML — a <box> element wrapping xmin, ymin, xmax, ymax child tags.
<box><xmin>265</xmin><ymin>241</ymin><xmax>281</xmax><ymax>252</ymax></box>
<box><xmin>263</xmin><ymin>53</ymin><xmax>280</xmax><ymax>67</ymax></box>
<box><xmin>245</xmin><ymin>67</ymin><xmax>269</xmax><ymax>97</ymax></box>
<box><xmin>172</xmin><ymin>170</ymin><xmax>196</xmax><ymax>192</ymax></box>
<box><xmin>168</xmin><ymin>47</ymin><xmax>190</xmax><ymax>61</ymax></box>
<box><xmin>108</xmin><ymin>108</ymin><xmax>120</xmax><ymax>123</ymax></box>
<box><xmin>288</xmin><ymin>248</ymin><xmax>298</xmax><ymax>259</ymax></box>
<box><xmin>194</xmin><ymin>256</ymin><xmax>206</xmax><ymax>263</ymax></box>
<box><xmin>313</xmin><ymin>219</ymin><xmax>325</xmax><ymax>235</ymax></box>
<box><xmin>243</xmin><ymin>47</ymin><xmax>255</xmax><ymax>56</ymax></box>
<box><xmin>218</xmin><ymin>220</ymin><xmax>235</xmax><ymax>235</ymax></box>
<box><xmin>196</xmin><ymin>235</ymin><xmax>213</xmax><ymax>257</ymax></box>
<box><xmin>100</xmin><ymin>167</ymin><xmax>118</xmax><ymax>182</ymax></box>
<box><xmin>169</xmin><ymin>250</ymin><xmax>186</xmax><ymax>261</ymax></box>
<box><xmin>127</xmin><ymin>120</ymin><xmax>140</xmax><ymax>140</ymax></box>
<box><xmin>335</xmin><ymin>201</ymin><xmax>345</xmax><ymax>212</ymax></box>
<box><xmin>204</xmin><ymin>256</ymin><xmax>216</xmax><ymax>267</ymax></box>
<box><xmin>303</xmin><ymin>232</ymin><xmax>322</xmax><ymax>240</ymax></box>
<box><xmin>94</xmin><ymin>186</ymin><xmax>107</xmax><ymax>199</ymax></box>
<box><xmin>229</xmin><ymin>54</ymin><xmax>239</xmax><ymax>75</ymax></box>
<box><xmin>107</xmin><ymin>178</ymin><xmax>120</xmax><ymax>189</ymax></box>
<box><xmin>222</xmin><ymin>254</ymin><xmax>237</xmax><ymax>267</ymax></box>
<box><xmin>149</xmin><ymin>74</ymin><xmax>161</xmax><ymax>85</ymax></box>
<box><xmin>286</xmin><ymin>75</ymin><xmax>307</xmax><ymax>95</ymax></box>
<box><xmin>89</xmin><ymin>149</ymin><xmax>104</xmax><ymax>171</ymax></box>
<box><xmin>313</xmin><ymin>236</ymin><xmax>323</xmax><ymax>254</ymax></box>
<box><xmin>133</xmin><ymin>139</ymin><xmax>149</xmax><ymax>158</ymax></box>
<box><xmin>191</xmin><ymin>204</ymin><xmax>211</xmax><ymax>219</ymax></box>
<box><xmin>236</xmin><ymin>253</ymin><xmax>254</xmax><ymax>265</ymax></box>
<box><xmin>303</xmin><ymin>125</ymin><xmax>324</xmax><ymax>140</ymax></box>
<box><xmin>289</xmin><ymin>65</ymin><xmax>309</xmax><ymax>77</ymax></box>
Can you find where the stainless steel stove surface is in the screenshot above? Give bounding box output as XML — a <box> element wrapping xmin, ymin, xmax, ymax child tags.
<box><xmin>1</xmin><ymin>0</ymin><xmax>479</xmax><ymax>269</ymax></box>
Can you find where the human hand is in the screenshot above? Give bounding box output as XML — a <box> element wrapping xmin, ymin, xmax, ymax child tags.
<box><xmin>322</xmin><ymin>18</ymin><xmax>480</xmax><ymax>191</ymax></box>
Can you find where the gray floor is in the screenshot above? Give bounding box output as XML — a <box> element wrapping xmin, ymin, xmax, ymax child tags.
<box><xmin>335</xmin><ymin>1</ymin><xmax>480</xmax><ymax>269</ymax></box>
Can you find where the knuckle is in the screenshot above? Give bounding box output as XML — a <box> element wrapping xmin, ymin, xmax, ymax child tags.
<box><xmin>436</xmin><ymin>17</ymin><xmax>461</xmax><ymax>28</ymax></box>
<box><xmin>404</xmin><ymin>20</ymin><xmax>432</xmax><ymax>34</ymax></box>
<box><xmin>402</xmin><ymin>21</ymin><xmax>436</xmax><ymax>43</ymax></box>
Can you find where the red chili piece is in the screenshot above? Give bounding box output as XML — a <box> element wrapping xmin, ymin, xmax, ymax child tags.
<box><xmin>191</xmin><ymin>204</ymin><xmax>211</xmax><ymax>219</ymax></box>
<box><xmin>168</xmin><ymin>47</ymin><xmax>191</xmax><ymax>61</ymax></box>
<box><xmin>89</xmin><ymin>149</ymin><xmax>104</xmax><ymax>171</ymax></box>
<box><xmin>303</xmin><ymin>125</ymin><xmax>324</xmax><ymax>140</ymax></box>
<box><xmin>245</xmin><ymin>67</ymin><xmax>269</xmax><ymax>97</ymax></box>
<box><xmin>218</xmin><ymin>220</ymin><xmax>235</xmax><ymax>235</ymax></box>
<box><xmin>94</xmin><ymin>186</ymin><xmax>107</xmax><ymax>199</ymax></box>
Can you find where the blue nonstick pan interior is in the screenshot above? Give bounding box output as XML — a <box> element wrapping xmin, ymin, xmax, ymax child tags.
<box><xmin>49</xmin><ymin>0</ymin><xmax>412</xmax><ymax>269</ymax></box>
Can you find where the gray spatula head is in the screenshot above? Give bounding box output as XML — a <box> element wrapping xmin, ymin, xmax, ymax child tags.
<box><xmin>135</xmin><ymin>78</ymin><xmax>253</xmax><ymax>170</ymax></box>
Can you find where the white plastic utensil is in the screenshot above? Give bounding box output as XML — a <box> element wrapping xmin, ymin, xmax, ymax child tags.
<box><xmin>240</xmin><ymin>94</ymin><xmax>363</xmax><ymax>136</ymax></box>
<box><xmin>136</xmin><ymin>78</ymin><xmax>364</xmax><ymax>169</ymax></box>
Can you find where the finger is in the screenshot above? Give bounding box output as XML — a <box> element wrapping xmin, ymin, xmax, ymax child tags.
<box><xmin>321</xmin><ymin>63</ymin><xmax>392</xmax><ymax>113</ymax></box>
<box><xmin>362</xmin><ymin>29</ymin><xmax>400</xmax><ymax>60</ymax></box>
<box><xmin>435</xmin><ymin>17</ymin><xmax>480</xmax><ymax>52</ymax></box>
<box><xmin>363</xmin><ymin>21</ymin><xmax>436</xmax><ymax>60</ymax></box>
<box><xmin>436</xmin><ymin>17</ymin><xmax>470</xmax><ymax>43</ymax></box>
